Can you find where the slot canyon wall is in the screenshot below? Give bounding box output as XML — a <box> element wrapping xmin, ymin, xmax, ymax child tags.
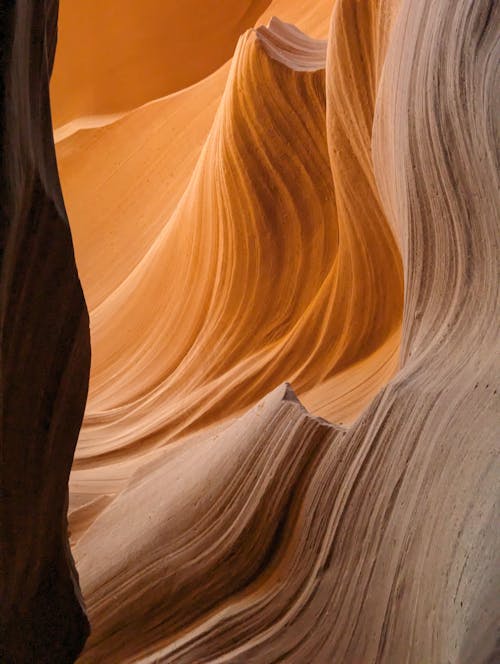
<box><xmin>0</xmin><ymin>1</ymin><xmax>90</xmax><ymax>661</ymax></box>
<box><xmin>1</xmin><ymin>0</ymin><xmax>499</xmax><ymax>662</ymax></box>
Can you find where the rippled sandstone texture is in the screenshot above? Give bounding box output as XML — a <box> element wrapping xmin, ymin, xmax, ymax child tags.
<box><xmin>2</xmin><ymin>0</ymin><xmax>499</xmax><ymax>662</ymax></box>
<box><xmin>56</xmin><ymin>1</ymin><xmax>404</xmax><ymax>520</ymax></box>
<box><xmin>69</xmin><ymin>0</ymin><xmax>499</xmax><ymax>661</ymax></box>
<box><xmin>0</xmin><ymin>1</ymin><xmax>90</xmax><ymax>661</ymax></box>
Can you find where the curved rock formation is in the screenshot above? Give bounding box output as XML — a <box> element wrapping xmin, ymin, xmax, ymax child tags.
<box><xmin>0</xmin><ymin>1</ymin><xmax>90</xmax><ymax>661</ymax></box>
<box><xmin>62</xmin><ymin>17</ymin><xmax>403</xmax><ymax>542</ymax></box>
<box><xmin>3</xmin><ymin>0</ymin><xmax>498</xmax><ymax>661</ymax></box>
<box><xmin>72</xmin><ymin>0</ymin><xmax>498</xmax><ymax>661</ymax></box>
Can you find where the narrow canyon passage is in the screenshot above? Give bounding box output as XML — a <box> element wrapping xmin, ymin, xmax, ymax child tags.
<box><xmin>0</xmin><ymin>0</ymin><xmax>497</xmax><ymax>662</ymax></box>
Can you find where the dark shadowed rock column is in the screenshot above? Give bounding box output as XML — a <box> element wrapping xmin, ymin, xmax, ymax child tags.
<box><xmin>0</xmin><ymin>1</ymin><xmax>90</xmax><ymax>661</ymax></box>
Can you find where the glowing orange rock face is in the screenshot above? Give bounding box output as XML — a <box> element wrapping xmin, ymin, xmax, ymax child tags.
<box><xmin>57</xmin><ymin>3</ymin><xmax>402</xmax><ymax>481</ymax></box>
<box><xmin>2</xmin><ymin>0</ymin><xmax>495</xmax><ymax>661</ymax></box>
<box><xmin>50</xmin><ymin>0</ymin><xmax>273</xmax><ymax>129</ymax></box>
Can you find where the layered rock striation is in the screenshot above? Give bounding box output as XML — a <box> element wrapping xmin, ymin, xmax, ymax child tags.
<box><xmin>1</xmin><ymin>0</ymin><xmax>498</xmax><ymax>662</ymax></box>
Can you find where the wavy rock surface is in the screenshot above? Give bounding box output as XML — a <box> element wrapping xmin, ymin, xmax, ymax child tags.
<box><xmin>61</xmin><ymin>31</ymin><xmax>404</xmax><ymax>568</ymax></box>
<box><xmin>3</xmin><ymin>0</ymin><xmax>497</xmax><ymax>661</ymax></box>
<box><xmin>0</xmin><ymin>1</ymin><xmax>90</xmax><ymax>661</ymax></box>
<box><xmin>79</xmin><ymin>22</ymin><xmax>400</xmax><ymax>449</ymax></box>
<box><xmin>51</xmin><ymin>0</ymin><xmax>500</xmax><ymax>660</ymax></box>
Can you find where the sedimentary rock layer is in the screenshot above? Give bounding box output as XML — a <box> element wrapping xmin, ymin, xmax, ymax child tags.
<box><xmin>59</xmin><ymin>15</ymin><xmax>402</xmax><ymax>533</ymax></box>
<box><xmin>57</xmin><ymin>0</ymin><xmax>500</xmax><ymax>662</ymax></box>
<box><xmin>78</xmin><ymin>23</ymin><xmax>399</xmax><ymax>453</ymax></box>
<box><xmin>0</xmin><ymin>1</ymin><xmax>90</xmax><ymax>661</ymax></box>
<box><xmin>2</xmin><ymin>0</ymin><xmax>497</xmax><ymax>661</ymax></box>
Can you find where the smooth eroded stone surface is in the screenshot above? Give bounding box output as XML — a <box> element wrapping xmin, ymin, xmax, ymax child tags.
<box><xmin>3</xmin><ymin>0</ymin><xmax>496</xmax><ymax>661</ymax></box>
<box><xmin>57</xmin><ymin>0</ymin><xmax>499</xmax><ymax>662</ymax></box>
